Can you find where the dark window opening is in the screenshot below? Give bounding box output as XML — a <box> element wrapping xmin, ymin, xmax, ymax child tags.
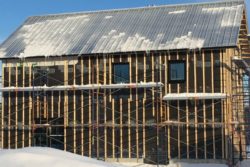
<box><xmin>113</xmin><ymin>63</ymin><xmax>129</xmax><ymax>84</ymax></box>
<box><xmin>169</xmin><ymin>61</ymin><xmax>186</xmax><ymax>83</ymax></box>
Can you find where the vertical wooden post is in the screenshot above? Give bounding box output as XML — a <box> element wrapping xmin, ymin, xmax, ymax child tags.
<box><xmin>219</xmin><ymin>50</ymin><xmax>228</xmax><ymax>159</ymax></box>
<box><xmin>111</xmin><ymin>56</ymin><xmax>115</xmax><ymax>159</ymax></box>
<box><xmin>8</xmin><ymin>65</ymin><xmax>11</xmax><ymax>149</ymax></box>
<box><xmin>211</xmin><ymin>51</ymin><xmax>216</xmax><ymax>159</ymax></box>
<box><xmin>58</xmin><ymin>91</ymin><xmax>61</xmax><ymax>118</ymax></box>
<box><xmin>135</xmin><ymin>54</ymin><xmax>139</xmax><ymax>160</ymax></box>
<box><xmin>112</xmin><ymin>98</ymin><xmax>115</xmax><ymax>158</ymax></box>
<box><xmin>36</xmin><ymin>95</ymin><xmax>39</xmax><ymax>118</ymax></box>
<box><xmin>81</xmin><ymin>58</ymin><xmax>84</xmax><ymax>156</ymax></box>
<box><xmin>104</xmin><ymin>56</ymin><xmax>107</xmax><ymax>160</ymax></box>
<box><xmin>128</xmin><ymin>98</ymin><xmax>131</xmax><ymax>159</ymax></box>
<box><xmin>177</xmin><ymin>52</ymin><xmax>180</xmax><ymax>159</ymax></box>
<box><xmin>64</xmin><ymin>60</ymin><xmax>68</xmax><ymax>151</ymax></box>
<box><xmin>89</xmin><ymin>92</ymin><xmax>92</xmax><ymax>157</ymax></box>
<box><xmin>159</xmin><ymin>54</ymin><xmax>163</xmax><ymax>118</ymax></box>
<box><xmin>1</xmin><ymin>64</ymin><xmax>4</xmax><ymax>148</ymax></box>
<box><xmin>143</xmin><ymin>53</ymin><xmax>146</xmax><ymax>158</ymax></box>
<box><xmin>51</xmin><ymin>91</ymin><xmax>54</xmax><ymax>118</ymax></box>
<box><xmin>96</xmin><ymin>57</ymin><xmax>100</xmax><ymax>159</ymax></box>
<box><xmin>120</xmin><ymin>98</ymin><xmax>123</xmax><ymax>158</ymax></box>
<box><xmin>73</xmin><ymin>64</ymin><xmax>76</xmax><ymax>154</ymax></box>
<box><xmin>22</xmin><ymin>64</ymin><xmax>25</xmax><ymax>148</ymax></box>
<box><xmin>186</xmin><ymin>51</ymin><xmax>189</xmax><ymax>159</ymax></box>
<box><xmin>167</xmin><ymin>53</ymin><xmax>171</xmax><ymax>160</ymax></box>
<box><xmin>152</xmin><ymin>54</ymin><xmax>155</xmax><ymax>116</ymax></box>
<box><xmin>28</xmin><ymin>65</ymin><xmax>32</xmax><ymax>147</ymax></box>
<box><xmin>81</xmin><ymin>90</ymin><xmax>84</xmax><ymax>156</ymax></box>
<box><xmin>128</xmin><ymin>54</ymin><xmax>131</xmax><ymax>159</ymax></box>
<box><xmin>15</xmin><ymin>66</ymin><xmax>18</xmax><ymax>149</ymax></box>
<box><xmin>202</xmin><ymin>50</ymin><xmax>207</xmax><ymax>159</ymax></box>
<box><xmin>88</xmin><ymin>57</ymin><xmax>92</xmax><ymax>157</ymax></box>
<box><xmin>194</xmin><ymin>50</ymin><xmax>198</xmax><ymax>159</ymax></box>
<box><xmin>109</xmin><ymin>56</ymin><xmax>112</xmax><ymax>102</ymax></box>
<box><xmin>142</xmin><ymin>98</ymin><xmax>146</xmax><ymax>158</ymax></box>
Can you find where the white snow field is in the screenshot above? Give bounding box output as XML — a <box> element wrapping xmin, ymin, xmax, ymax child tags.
<box><xmin>236</xmin><ymin>160</ymin><xmax>250</xmax><ymax>167</ymax></box>
<box><xmin>117</xmin><ymin>162</ymin><xmax>228</xmax><ymax>167</ymax></box>
<box><xmin>1</xmin><ymin>147</ymin><xmax>245</xmax><ymax>167</ymax></box>
<box><xmin>0</xmin><ymin>147</ymin><xmax>120</xmax><ymax>167</ymax></box>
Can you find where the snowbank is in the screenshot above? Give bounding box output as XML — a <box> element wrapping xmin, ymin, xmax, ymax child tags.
<box><xmin>237</xmin><ymin>160</ymin><xmax>250</xmax><ymax>167</ymax></box>
<box><xmin>167</xmin><ymin>163</ymin><xmax>227</xmax><ymax>167</ymax></box>
<box><xmin>119</xmin><ymin>162</ymin><xmax>228</xmax><ymax>167</ymax></box>
<box><xmin>0</xmin><ymin>147</ymin><xmax>120</xmax><ymax>167</ymax></box>
<box><xmin>0</xmin><ymin>147</ymin><xmax>231</xmax><ymax>167</ymax></box>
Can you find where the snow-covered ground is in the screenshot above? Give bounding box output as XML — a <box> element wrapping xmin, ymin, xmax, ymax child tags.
<box><xmin>1</xmin><ymin>147</ymin><xmax>247</xmax><ymax>167</ymax></box>
<box><xmin>0</xmin><ymin>147</ymin><xmax>120</xmax><ymax>167</ymax></box>
<box><xmin>236</xmin><ymin>160</ymin><xmax>250</xmax><ymax>167</ymax></box>
<box><xmin>118</xmin><ymin>162</ymin><xmax>228</xmax><ymax>167</ymax></box>
<box><xmin>166</xmin><ymin>163</ymin><xmax>227</xmax><ymax>167</ymax></box>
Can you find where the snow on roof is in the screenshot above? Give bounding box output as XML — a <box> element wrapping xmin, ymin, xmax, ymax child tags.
<box><xmin>0</xmin><ymin>147</ymin><xmax>120</xmax><ymax>167</ymax></box>
<box><xmin>0</xmin><ymin>0</ymin><xmax>245</xmax><ymax>58</ymax></box>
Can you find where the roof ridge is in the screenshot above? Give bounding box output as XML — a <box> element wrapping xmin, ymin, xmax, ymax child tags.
<box><xmin>30</xmin><ymin>0</ymin><xmax>244</xmax><ymax>18</ymax></box>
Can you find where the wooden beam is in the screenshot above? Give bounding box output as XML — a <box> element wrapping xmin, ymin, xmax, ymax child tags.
<box><xmin>73</xmin><ymin>64</ymin><xmax>76</xmax><ymax>154</ymax></box>
<box><xmin>136</xmin><ymin>54</ymin><xmax>139</xmax><ymax>160</ymax></box>
<box><xmin>152</xmin><ymin>54</ymin><xmax>155</xmax><ymax>117</ymax></box>
<box><xmin>88</xmin><ymin>57</ymin><xmax>92</xmax><ymax>157</ymax></box>
<box><xmin>120</xmin><ymin>98</ymin><xmax>123</xmax><ymax>158</ymax></box>
<box><xmin>28</xmin><ymin>65</ymin><xmax>32</xmax><ymax>147</ymax></box>
<box><xmin>112</xmin><ymin>98</ymin><xmax>115</xmax><ymax>158</ymax></box>
<box><xmin>202</xmin><ymin>50</ymin><xmax>207</xmax><ymax>159</ymax></box>
<box><xmin>142</xmin><ymin>98</ymin><xmax>146</xmax><ymax>158</ymax></box>
<box><xmin>8</xmin><ymin>65</ymin><xmax>11</xmax><ymax>149</ymax></box>
<box><xmin>167</xmin><ymin>53</ymin><xmax>171</xmax><ymax>160</ymax></box>
<box><xmin>128</xmin><ymin>54</ymin><xmax>131</xmax><ymax>159</ymax></box>
<box><xmin>211</xmin><ymin>50</ymin><xmax>216</xmax><ymax>159</ymax></box>
<box><xmin>22</xmin><ymin>65</ymin><xmax>25</xmax><ymax>148</ymax></box>
<box><xmin>64</xmin><ymin>60</ymin><xmax>68</xmax><ymax>151</ymax></box>
<box><xmin>1</xmin><ymin>64</ymin><xmax>4</xmax><ymax>149</ymax></box>
<box><xmin>96</xmin><ymin>57</ymin><xmax>100</xmax><ymax>159</ymax></box>
<box><xmin>81</xmin><ymin>90</ymin><xmax>84</xmax><ymax>156</ymax></box>
<box><xmin>15</xmin><ymin>66</ymin><xmax>18</xmax><ymax>149</ymax></box>
<box><xmin>104</xmin><ymin>56</ymin><xmax>107</xmax><ymax>160</ymax></box>
<box><xmin>186</xmin><ymin>51</ymin><xmax>189</xmax><ymax>159</ymax></box>
<box><xmin>128</xmin><ymin>98</ymin><xmax>131</xmax><ymax>159</ymax></box>
<box><xmin>194</xmin><ymin>50</ymin><xmax>198</xmax><ymax>159</ymax></box>
<box><xmin>177</xmin><ymin>52</ymin><xmax>180</xmax><ymax>159</ymax></box>
<box><xmin>143</xmin><ymin>53</ymin><xmax>146</xmax><ymax>158</ymax></box>
<box><xmin>220</xmin><ymin>49</ymin><xmax>225</xmax><ymax>159</ymax></box>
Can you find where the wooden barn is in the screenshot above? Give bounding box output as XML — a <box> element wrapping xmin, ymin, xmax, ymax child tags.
<box><xmin>0</xmin><ymin>0</ymin><xmax>250</xmax><ymax>165</ymax></box>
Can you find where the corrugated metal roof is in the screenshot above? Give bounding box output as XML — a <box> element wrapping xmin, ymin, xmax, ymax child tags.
<box><xmin>0</xmin><ymin>0</ymin><xmax>245</xmax><ymax>58</ymax></box>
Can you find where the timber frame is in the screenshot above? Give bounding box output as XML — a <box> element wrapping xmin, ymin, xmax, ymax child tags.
<box><xmin>0</xmin><ymin>2</ymin><xmax>250</xmax><ymax>166</ymax></box>
<box><xmin>0</xmin><ymin>47</ymin><xmax>247</xmax><ymax>164</ymax></box>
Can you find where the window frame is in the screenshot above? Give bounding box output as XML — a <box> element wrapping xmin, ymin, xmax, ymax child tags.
<box><xmin>112</xmin><ymin>62</ymin><xmax>130</xmax><ymax>84</ymax></box>
<box><xmin>168</xmin><ymin>60</ymin><xmax>186</xmax><ymax>84</ymax></box>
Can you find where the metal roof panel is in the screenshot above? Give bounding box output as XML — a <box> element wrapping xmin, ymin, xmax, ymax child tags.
<box><xmin>0</xmin><ymin>0</ymin><xmax>245</xmax><ymax>58</ymax></box>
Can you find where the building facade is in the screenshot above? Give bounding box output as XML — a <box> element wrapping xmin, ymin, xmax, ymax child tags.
<box><xmin>0</xmin><ymin>0</ymin><xmax>249</xmax><ymax>165</ymax></box>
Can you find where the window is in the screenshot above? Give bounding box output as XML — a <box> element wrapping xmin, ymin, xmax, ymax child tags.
<box><xmin>169</xmin><ymin>61</ymin><xmax>186</xmax><ymax>83</ymax></box>
<box><xmin>113</xmin><ymin>63</ymin><xmax>129</xmax><ymax>84</ymax></box>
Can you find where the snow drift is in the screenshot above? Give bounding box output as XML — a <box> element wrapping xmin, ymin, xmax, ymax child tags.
<box><xmin>118</xmin><ymin>162</ymin><xmax>228</xmax><ymax>167</ymax></box>
<box><xmin>0</xmin><ymin>147</ymin><xmax>120</xmax><ymax>167</ymax></box>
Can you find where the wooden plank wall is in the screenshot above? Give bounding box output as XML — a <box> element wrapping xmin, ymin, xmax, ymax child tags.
<box><xmin>0</xmin><ymin>48</ymin><xmax>237</xmax><ymax>163</ymax></box>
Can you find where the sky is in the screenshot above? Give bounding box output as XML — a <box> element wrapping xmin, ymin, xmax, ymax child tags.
<box><xmin>0</xmin><ymin>0</ymin><xmax>249</xmax><ymax>43</ymax></box>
